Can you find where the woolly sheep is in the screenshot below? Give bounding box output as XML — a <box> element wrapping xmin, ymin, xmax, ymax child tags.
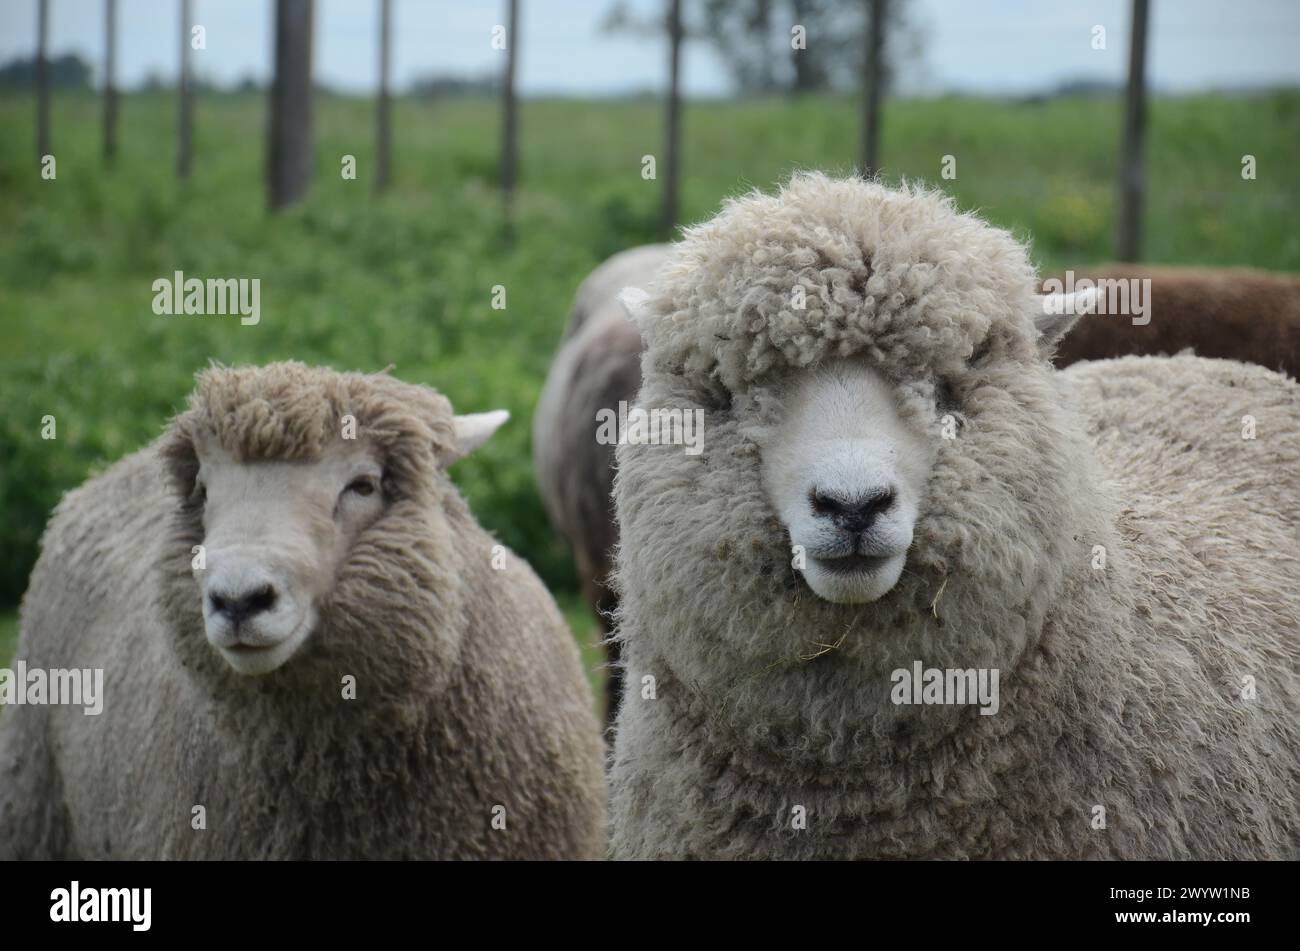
<box><xmin>543</xmin><ymin>251</ymin><xmax>1300</xmax><ymax>729</ymax></box>
<box><xmin>533</xmin><ymin>244</ymin><xmax>671</xmax><ymax>724</ymax></box>
<box><xmin>0</xmin><ymin>362</ymin><xmax>606</xmax><ymax>859</ymax></box>
<box><xmin>607</xmin><ymin>174</ymin><xmax>1300</xmax><ymax>859</ymax></box>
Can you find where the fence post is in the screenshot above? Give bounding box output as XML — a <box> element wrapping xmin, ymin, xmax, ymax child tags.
<box><xmin>861</xmin><ymin>0</ymin><xmax>886</xmax><ymax>177</ymax></box>
<box><xmin>1115</xmin><ymin>0</ymin><xmax>1149</xmax><ymax>262</ymax></box>
<box><xmin>104</xmin><ymin>0</ymin><xmax>117</xmax><ymax>165</ymax></box>
<box><xmin>36</xmin><ymin>0</ymin><xmax>50</xmax><ymax>161</ymax></box>
<box><xmin>375</xmin><ymin>0</ymin><xmax>391</xmax><ymax>193</ymax></box>
<box><xmin>500</xmin><ymin>0</ymin><xmax>520</xmax><ymax>239</ymax></box>
<box><xmin>178</xmin><ymin>0</ymin><xmax>193</xmax><ymax>179</ymax></box>
<box><xmin>268</xmin><ymin>0</ymin><xmax>316</xmax><ymax>211</ymax></box>
<box><xmin>659</xmin><ymin>0</ymin><xmax>683</xmax><ymax>240</ymax></box>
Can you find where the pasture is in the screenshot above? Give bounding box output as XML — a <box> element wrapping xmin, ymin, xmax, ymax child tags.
<box><xmin>1</xmin><ymin>88</ymin><xmax>1298</xmax><ymax>684</ymax></box>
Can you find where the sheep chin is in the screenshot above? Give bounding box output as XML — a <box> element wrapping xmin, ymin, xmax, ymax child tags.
<box><xmin>214</xmin><ymin>613</ymin><xmax>315</xmax><ymax>677</ymax></box>
<box><xmin>801</xmin><ymin>551</ymin><xmax>906</xmax><ymax>604</ymax></box>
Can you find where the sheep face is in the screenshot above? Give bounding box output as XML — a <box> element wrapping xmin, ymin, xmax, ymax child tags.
<box><xmin>759</xmin><ymin>359</ymin><xmax>930</xmax><ymax>604</ymax></box>
<box><xmin>157</xmin><ymin>363</ymin><xmax>507</xmax><ymax>685</ymax></box>
<box><xmin>613</xmin><ymin>177</ymin><xmax>1113</xmax><ymax>751</ymax></box>
<box><xmin>191</xmin><ymin>432</ymin><xmax>386</xmax><ymax>675</ymax></box>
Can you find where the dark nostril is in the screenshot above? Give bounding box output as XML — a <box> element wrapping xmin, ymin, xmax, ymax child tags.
<box><xmin>860</xmin><ymin>488</ymin><xmax>896</xmax><ymax>520</ymax></box>
<box><xmin>809</xmin><ymin>488</ymin><xmax>845</xmax><ymax>517</ymax></box>
<box><xmin>810</xmin><ymin>487</ymin><xmax>896</xmax><ymax>533</ymax></box>
<box><xmin>210</xmin><ymin>584</ymin><xmax>277</xmax><ymax>626</ymax></box>
<box><xmin>246</xmin><ymin>584</ymin><xmax>277</xmax><ymax>615</ymax></box>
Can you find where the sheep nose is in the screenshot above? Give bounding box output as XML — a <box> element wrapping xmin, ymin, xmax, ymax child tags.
<box><xmin>810</xmin><ymin>487</ymin><xmax>896</xmax><ymax>534</ymax></box>
<box><xmin>209</xmin><ymin>584</ymin><xmax>278</xmax><ymax>627</ymax></box>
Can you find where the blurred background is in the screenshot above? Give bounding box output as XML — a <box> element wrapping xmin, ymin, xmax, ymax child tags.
<box><xmin>2</xmin><ymin>0</ymin><xmax>1298</xmax><ymax>690</ymax></box>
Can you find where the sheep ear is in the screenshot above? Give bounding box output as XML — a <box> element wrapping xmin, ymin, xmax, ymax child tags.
<box><xmin>1033</xmin><ymin>286</ymin><xmax>1097</xmax><ymax>356</ymax></box>
<box><xmin>443</xmin><ymin>410</ymin><xmax>509</xmax><ymax>467</ymax></box>
<box><xmin>618</xmin><ymin>286</ymin><xmax>653</xmax><ymax>338</ymax></box>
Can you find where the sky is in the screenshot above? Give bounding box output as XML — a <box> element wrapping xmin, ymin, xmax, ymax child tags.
<box><xmin>2</xmin><ymin>0</ymin><xmax>1299</xmax><ymax>97</ymax></box>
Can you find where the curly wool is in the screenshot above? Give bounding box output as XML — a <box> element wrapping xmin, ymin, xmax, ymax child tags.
<box><xmin>608</xmin><ymin>174</ymin><xmax>1300</xmax><ymax>859</ymax></box>
<box><xmin>1</xmin><ymin>363</ymin><xmax>606</xmax><ymax>859</ymax></box>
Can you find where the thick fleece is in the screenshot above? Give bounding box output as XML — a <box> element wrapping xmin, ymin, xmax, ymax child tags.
<box><xmin>534</xmin><ymin>244</ymin><xmax>671</xmax><ymax>724</ymax></box>
<box><xmin>608</xmin><ymin>174</ymin><xmax>1300</xmax><ymax>859</ymax></box>
<box><xmin>0</xmin><ymin>363</ymin><xmax>606</xmax><ymax>859</ymax></box>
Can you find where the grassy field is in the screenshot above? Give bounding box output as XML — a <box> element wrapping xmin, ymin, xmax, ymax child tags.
<box><xmin>2</xmin><ymin>89</ymin><xmax>1298</xmax><ymax>667</ymax></box>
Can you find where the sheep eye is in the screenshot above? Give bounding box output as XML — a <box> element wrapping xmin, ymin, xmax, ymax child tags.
<box><xmin>345</xmin><ymin>478</ymin><xmax>376</xmax><ymax>498</ymax></box>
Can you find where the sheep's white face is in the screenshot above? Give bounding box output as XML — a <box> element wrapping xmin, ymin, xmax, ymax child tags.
<box><xmin>192</xmin><ymin>436</ymin><xmax>387</xmax><ymax>676</ymax></box>
<box><xmin>760</xmin><ymin>359</ymin><xmax>931</xmax><ymax>604</ymax></box>
<box><xmin>187</xmin><ymin>409</ymin><xmax>508</xmax><ymax>676</ymax></box>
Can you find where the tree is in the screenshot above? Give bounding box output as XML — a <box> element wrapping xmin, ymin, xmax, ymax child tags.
<box><xmin>694</xmin><ymin>0</ymin><xmax>921</xmax><ymax>96</ymax></box>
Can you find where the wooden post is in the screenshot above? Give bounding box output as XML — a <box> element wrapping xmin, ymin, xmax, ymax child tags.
<box><xmin>790</xmin><ymin>0</ymin><xmax>814</xmax><ymax>94</ymax></box>
<box><xmin>36</xmin><ymin>0</ymin><xmax>50</xmax><ymax>161</ymax></box>
<box><xmin>1115</xmin><ymin>0</ymin><xmax>1149</xmax><ymax>262</ymax></box>
<box><xmin>500</xmin><ymin>0</ymin><xmax>520</xmax><ymax>238</ymax></box>
<box><xmin>104</xmin><ymin>0</ymin><xmax>118</xmax><ymax>165</ymax></box>
<box><xmin>659</xmin><ymin>0</ymin><xmax>683</xmax><ymax>240</ymax></box>
<box><xmin>268</xmin><ymin>0</ymin><xmax>315</xmax><ymax>211</ymax></box>
<box><xmin>375</xmin><ymin>0</ymin><xmax>392</xmax><ymax>192</ymax></box>
<box><xmin>861</xmin><ymin>0</ymin><xmax>886</xmax><ymax>177</ymax></box>
<box><xmin>178</xmin><ymin>0</ymin><xmax>193</xmax><ymax>179</ymax></box>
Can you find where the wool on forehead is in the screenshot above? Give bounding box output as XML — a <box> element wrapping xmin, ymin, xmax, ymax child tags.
<box><xmin>171</xmin><ymin>361</ymin><xmax>457</xmax><ymax>465</ymax></box>
<box><xmin>636</xmin><ymin>173</ymin><xmax>1041</xmax><ymax>391</ymax></box>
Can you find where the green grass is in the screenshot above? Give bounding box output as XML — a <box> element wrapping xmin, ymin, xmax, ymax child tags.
<box><xmin>0</xmin><ymin>612</ymin><xmax>16</xmax><ymax>669</ymax></box>
<box><xmin>1</xmin><ymin>89</ymin><xmax>1298</xmax><ymax>622</ymax></box>
<box><xmin>556</xmin><ymin>592</ymin><xmax>607</xmax><ymax>719</ymax></box>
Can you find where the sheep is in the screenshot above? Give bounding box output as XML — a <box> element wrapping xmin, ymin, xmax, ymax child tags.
<box><xmin>533</xmin><ymin>244</ymin><xmax>671</xmax><ymax>726</ymax></box>
<box><xmin>0</xmin><ymin>362</ymin><xmax>607</xmax><ymax>860</ymax></box>
<box><xmin>606</xmin><ymin>174</ymin><xmax>1300</xmax><ymax>860</ymax></box>
<box><xmin>542</xmin><ymin>251</ymin><xmax>1300</xmax><ymax>731</ymax></box>
<box><xmin>1043</xmin><ymin>264</ymin><xmax>1300</xmax><ymax>377</ymax></box>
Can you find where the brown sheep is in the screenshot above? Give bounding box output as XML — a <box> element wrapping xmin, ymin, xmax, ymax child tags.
<box><xmin>1044</xmin><ymin>265</ymin><xmax>1299</xmax><ymax>376</ymax></box>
